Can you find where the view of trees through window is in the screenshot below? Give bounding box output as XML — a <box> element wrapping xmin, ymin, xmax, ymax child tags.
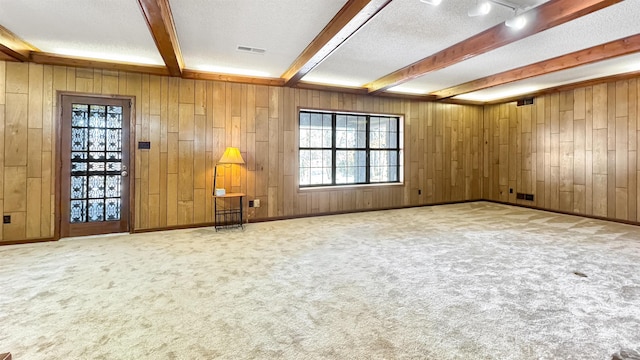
<box><xmin>299</xmin><ymin>110</ymin><xmax>401</xmax><ymax>187</ymax></box>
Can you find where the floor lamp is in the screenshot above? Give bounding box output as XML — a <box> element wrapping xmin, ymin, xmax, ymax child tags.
<box><xmin>213</xmin><ymin>147</ymin><xmax>245</xmax><ymax>196</ymax></box>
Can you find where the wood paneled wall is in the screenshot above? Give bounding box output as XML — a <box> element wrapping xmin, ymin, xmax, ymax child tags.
<box><xmin>483</xmin><ymin>79</ymin><xmax>640</xmax><ymax>221</ymax></box>
<box><xmin>6</xmin><ymin>58</ymin><xmax>639</xmax><ymax>244</ymax></box>
<box><xmin>0</xmin><ymin>60</ymin><xmax>483</xmax><ymax>242</ymax></box>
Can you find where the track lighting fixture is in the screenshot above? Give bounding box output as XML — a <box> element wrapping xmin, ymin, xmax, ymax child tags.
<box><xmin>505</xmin><ymin>14</ymin><xmax>527</xmax><ymax>29</ymax></box>
<box><xmin>419</xmin><ymin>0</ymin><xmax>529</xmax><ymax>30</ymax></box>
<box><xmin>467</xmin><ymin>0</ymin><xmax>529</xmax><ymax>30</ymax></box>
<box><xmin>468</xmin><ymin>1</ymin><xmax>491</xmax><ymax>17</ymax></box>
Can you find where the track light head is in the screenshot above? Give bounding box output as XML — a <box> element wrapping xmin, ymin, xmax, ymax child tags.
<box><xmin>468</xmin><ymin>1</ymin><xmax>492</xmax><ymax>17</ymax></box>
<box><xmin>420</xmin><ymin>0</ymin><xmax>442</xmax><ymax>5</ymax></box>
<box><xmin>505</xmin><ymin>14</ymin><xmax>527</xmax><ymax>29</ymax></box>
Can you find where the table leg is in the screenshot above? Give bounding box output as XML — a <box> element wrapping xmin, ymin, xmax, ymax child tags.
<box><xmin>214</xmin><ymin>198</ymin><xmax>218</xmax><ymax>231</ymax></box>
<box><xmin>240</xmin><ymin>196</ymin><xmax>244</xmax><ymax>229</ymax></box>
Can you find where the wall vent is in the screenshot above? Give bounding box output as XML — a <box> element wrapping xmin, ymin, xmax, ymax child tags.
<box><xmin>517</xmin><ymin>97</ymin><xmax>534</xmax><ymax>106</ymax></box>
<box><xmin>516</xmin><ymin>192</ymin><xmax>535</xmax><ymax>201</ymax></box>
<box><xmin>237</xmin><ymin>45</ymin><xmax>266</xmax><ymax>54</ymax></box>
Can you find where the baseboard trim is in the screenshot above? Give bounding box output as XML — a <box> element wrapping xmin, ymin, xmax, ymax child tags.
<box><xmin>4</xmin><ymin>198</ymin><xmax>640</xmax><ymax>246</ymax></box>
<box><xmin>0</xmin><ymin>237</ymin><xmax>56</xmax><ymax>246</ymax></box>
<box><xmin>485</xmin><ymin>199</ymin><xmax>640</xmax><ymax>227</ymax></box>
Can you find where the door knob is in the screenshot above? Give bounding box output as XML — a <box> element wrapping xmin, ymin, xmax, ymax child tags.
<box><xmin>121</xmin><ymin>170</ymin><xmax>128</xmax><ymax>177</ymax></box>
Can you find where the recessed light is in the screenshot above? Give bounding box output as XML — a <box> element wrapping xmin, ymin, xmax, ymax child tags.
<box><xmin>625</xmin><ymin>62</ymin><xmax>640</xmax><ymax>72</ymax></box>
<box><xmin>387</xmin><ymin>86</ymin><xmax>428</xmax><ymax>95</ymax></box>
<box><xmin>454</xmin><ymin>85</ymin><xmax>540</xmax><ymax>102</ymax></box>
<box><xmin>195</xmin><ymin>65</ymin><xmax>271</xmax><ymax>77</ymax></box>
<box><xmin>300</xmin><ymin>75</ymin><xmax>361</xmax><ymax>88</ymax></box>
<box><xmin>52</xmin><ymin>48</ymin><xmax>161</xmax><ymax>65</ymax></box>
<box><xmin>420</xmin><ymin>0</ymin><xmax>442</xmax><ymax>6</ymax></box>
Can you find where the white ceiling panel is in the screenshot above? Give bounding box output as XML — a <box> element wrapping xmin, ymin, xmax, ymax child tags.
<box><xmin>170</xmin><ymin>0</ymin><xmax>347</xmax><ymax>77</ymax></box>
<box><xmin>455</xmin><ymin>52</ymin><xmax>640</xmax><ymax>102</ymax></box>
<box><xmin>0</xmin><ymin>0</ymin><xmax>635</xmax><ymax>104</ymax></box>
<box><xmin>304</xmin><ymin>0</ymin><xmax>547</xmax><ymax>87</ymax></box>
<box><xmin>0</xmin><ymin>0</ymin><xmax>164</xmax><ymax>65</ymax></box>
<box><xmin>400</xmin><ymin>0</ymin><xmax>640</xmax><ymax>95</ymax></box>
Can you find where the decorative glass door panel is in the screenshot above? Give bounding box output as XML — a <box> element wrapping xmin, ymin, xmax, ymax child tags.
<box><xmin>61</xmin><ymin>96</ymin><xmax>130</xmax><ymax>237</ymax></box>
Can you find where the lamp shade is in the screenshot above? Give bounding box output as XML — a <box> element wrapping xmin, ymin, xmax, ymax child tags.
<box><xmin>218</xmin><ymin>147</ymin><xmax>245</xmax><ymax>164</ymax></box>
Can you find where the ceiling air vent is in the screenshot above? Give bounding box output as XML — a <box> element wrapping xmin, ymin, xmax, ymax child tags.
<box><xmin>237</xmin><ymin>45</ymin><xmax>266</xmax><ymax>54</ymax></box>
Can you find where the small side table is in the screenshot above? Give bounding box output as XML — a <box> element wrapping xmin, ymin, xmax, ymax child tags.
<box><xmin>213</xmin><ymin>193</ymin><xmax>245</xmax><ymax>231</ymax></box>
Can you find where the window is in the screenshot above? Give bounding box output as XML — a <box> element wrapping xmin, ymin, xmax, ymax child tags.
<box><xmin>299</xmin><ymin>110</ymin><xmax>402</xmax><ymax>187</ymax></box>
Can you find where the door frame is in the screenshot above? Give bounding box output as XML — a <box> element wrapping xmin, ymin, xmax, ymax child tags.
<box><xmin>55</xmin><ymin>92</ymin><xmax>136</xmax><ymax>240</ymax></box>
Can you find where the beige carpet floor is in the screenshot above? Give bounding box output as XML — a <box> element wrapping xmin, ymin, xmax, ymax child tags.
<box><xmin>1</xmin><ymin>201</ymin><xmax>640</xmax><ymax>359</ymax></box>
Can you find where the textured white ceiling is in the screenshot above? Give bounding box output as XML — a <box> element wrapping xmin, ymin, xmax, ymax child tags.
<box><xmin>401</xmin><ymin>0</ymin><xmax>640</xmax><ymax>97</ymax></box>
<box><xmin>0</xmin><ymin>0</ymin><xmax>164</xmax><ymax>65</ymax></box>
<box><xmin>304</xmin><ymin>0</ymin><xmax>547</xmax><ymax>86</ymax></box>
<box><xmin>0</xmin><ymin>0</ymin><xmax>636</xmax><ymax>103</ymax></box>
<box><xmin>455</xmin><ymin>52</ymin><xmax>640</xmax><ymax>102</ymax></box>
<box><xmin>170</xmin><ymin>0</ymin><xmax>348</xmax><ymax>77</ymax></box>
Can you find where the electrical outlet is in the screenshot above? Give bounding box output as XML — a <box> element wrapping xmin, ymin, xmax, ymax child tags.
<box><xmin>254</xmin><ymin>199</ymin><xmax>261</xmax><ymax>208</ymax></box>
<box><xmin>3</xmin><ymin>215</ymin><xmax>10</xmax><ymax>224</ymax></box>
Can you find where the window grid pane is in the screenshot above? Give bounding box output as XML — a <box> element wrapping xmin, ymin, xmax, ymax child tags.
<box><xmin>370</xmin><ymin>116</ymin><xmax>398</xmax><ymax>149</ymax></box>
<box><xmin>336</xmin><ymin>115</ymin><xmax>366</xmax><ymax>149</ymax></box>
<box><xmin>300</xmin><ymin>111</ymin><xmax>333</xmax><ymax>186</ymax></box>
<box><xmin>299</xmin><ymin>149</ymin><xmax>333</xmax><ymax>186</ymax></box>
<box><xmin>336</xmin><ymin>150</ymin><xmax>367</xmax><ymax>184</ymax></box>
<box><xmin>370</xmin><ymin>150</ymin><xmax>399</xmax><ymax>183</ymax></box>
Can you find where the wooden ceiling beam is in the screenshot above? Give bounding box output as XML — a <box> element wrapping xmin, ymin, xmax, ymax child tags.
<box><xmin>182</xmin><ymin>69</ymin><xmax>285</xmax><ymax>86</ymax></box>
<box><xmin>31</xmin><ymin>52</ymin><xmax>170</xmax><ymax>76</ymax></box>
<box><xmin>433</xmin><ymin>33</ymin><xmax>640</xmax><ymax>99</ymax></box>
<box><xmin>0</xmin><ymin>24</ymin><xmax>38</xmax><ymax>62</ymax></box>
<box><xmin>281</xmin><ymin>0</ymin><xmax>392</xmax><ymax>86</ymax></box>
<box><xmin>137</xmin><ymin>0</ymin><xmax>184</xmax><ymax>76</ymax></box>
<box><xmin>366</xmin><ymin>0</ymin><xmax>623</xmax><ymax>94</ymax></box>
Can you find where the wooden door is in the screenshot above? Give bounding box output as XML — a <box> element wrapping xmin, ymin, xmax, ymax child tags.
<box><xmin>60</xmin><ymin>95</ymin><xmax>131</xmax><ymax>237</ymax></box>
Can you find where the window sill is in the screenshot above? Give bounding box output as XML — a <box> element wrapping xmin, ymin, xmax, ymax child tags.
<box><xmin>298</xmin><ymin>182</ymin><xmax>404</xmax><ymax>192</ymax></box>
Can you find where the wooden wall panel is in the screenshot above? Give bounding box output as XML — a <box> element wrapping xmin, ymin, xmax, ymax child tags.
<box><xmin>5</xmin><ymin>62</ymin><xmax>28</xmax><ymax>94</ymax></box>
<box><xmin>0</xmin><ymin>62</ymin><xmax>5</xmax><ymax>105</ymax></box>
<box><xmin>5</xmin><ymin>93</ymin><xmax>28</xmax><ymax>166</ymax></box>
<box><xmin>484</xmin><ymin>76</ymin><xmax>640</xmax><ymax>222</ymax></box>
<box><xmin>0</xmin><ymin>60</ymin><xmax>484</xmax><ymax>242</ymax></box>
